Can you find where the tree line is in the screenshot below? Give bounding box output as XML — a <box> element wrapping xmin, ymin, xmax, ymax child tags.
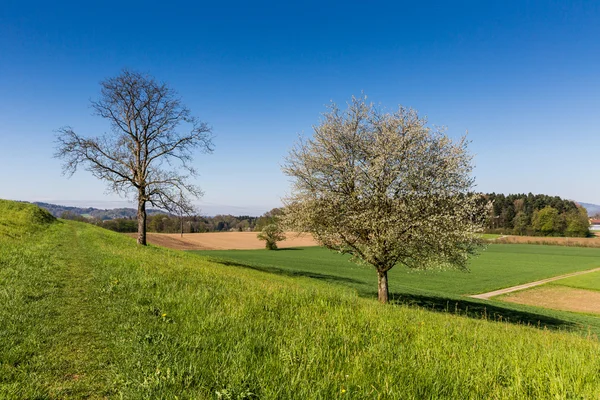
<box><xmin>61</xmin><ymin>192</ymin><xmax>590</xmax><ymax>239</ymax></box>
<box><xmin>33</xmin><ymin>202</ymin><xmax>166</xmax><ymax>220</ymax></box>
<box><xmin>483</xmin><ymin>193</ymin><xmax>590</xmax><ymax>237</ymax></box>
<box><xmin>60</xmin><ymin>210</ymin><xmax>280</xmax><ymax>234</ymax></box>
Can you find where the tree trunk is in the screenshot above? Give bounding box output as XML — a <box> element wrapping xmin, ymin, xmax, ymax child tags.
<box><xmin>377</xmin><ymin>269</ymin><xmax>389</xmax><ymax>304</ymax></box>
<box><xmin>137</xmin><ymin>197</ymin><xmax>147</xmax><ymax>245</ymax></box>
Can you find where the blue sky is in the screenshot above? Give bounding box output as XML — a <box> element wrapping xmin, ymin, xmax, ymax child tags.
<box><xmin>1</xmin><ymin>0</ymin><xmax>599</xmax><ymax>215</ymax></box>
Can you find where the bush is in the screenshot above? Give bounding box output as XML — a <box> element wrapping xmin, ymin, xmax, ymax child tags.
<box><xmin>257</xmin><ymin>224</ymin><xmax>286</xmax><ymax>250</ymax></box>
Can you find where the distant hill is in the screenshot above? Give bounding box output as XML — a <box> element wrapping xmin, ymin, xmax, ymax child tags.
<box><xmin>577</xmin><ymin>202</ymin><xmax>600</xmax><ymax>216</ymax></box>
<box><xmin>32</xmin><ymin>202</ymin><xmax>168</xmax><ymax>220</ymax></box>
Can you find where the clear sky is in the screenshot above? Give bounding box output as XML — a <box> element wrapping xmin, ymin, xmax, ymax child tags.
<box><xmin>1</xmin><ymin>0</ymin><xmax>599</xmax><ymax>216</ymax></box>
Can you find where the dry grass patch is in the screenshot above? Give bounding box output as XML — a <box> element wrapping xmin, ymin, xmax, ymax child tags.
<box><xmin>495</xmin><ymin>235</ymin><xmax>600</xmax><ymax>247</ymax></box>
<box><xmin>500</xmin><ymin>286</ymin><xmax>600</xmax><ymax>315</ymax></box>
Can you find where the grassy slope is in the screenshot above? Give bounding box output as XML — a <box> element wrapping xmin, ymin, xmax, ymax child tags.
<box><xmin>0</xmin><ymin>199</ymin><xmax>55</xmax><ymax>237</ymax></box>
<box><xmin>193</xmin><ymin>246</ymin><xmax>600</xmax><ymax>334</ymax></box>
<box><xmin>2</xmin><ymin>201</ymin><xmax>600</xmax><ymax>398</ymax></box>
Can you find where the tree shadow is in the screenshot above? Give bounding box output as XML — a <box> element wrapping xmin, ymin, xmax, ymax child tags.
<box><xmin>207</xmin><ymin>257</ymin><xmax>578</xmax><ymax>332</ymax></box>
<box><xmin>383</xmin><ymin>291</ymin><xmax>577</xmax><ymax>331</ymax></box>
<box><xmin>208</xmin><ymin>258</ymin><xmax>363</xmax><ymax>285</ymax></box>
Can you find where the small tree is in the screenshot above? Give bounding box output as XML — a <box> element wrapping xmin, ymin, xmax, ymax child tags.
<box><xmin>174</xmin><ymin>196</ymin><xmax>197</xmax><ymax>238</ymax></box>
<box><xmin>283</xmin><ymin>96</ymin><xmax>485</xmax><ymax>303</ymax></box>
<box><xmin>564</xmin><ymin>206</ymin><xmax>590</xmax><ymax>237</ymax></box>
<box><xmin>512</xmin><ymin>211</ymin><xmax>530</xmax><ymax>235</ymax></box>
<box><xmin>55</xmin><ymin>70</ymin><xmax>213</xmax><ymax>245</ymax></box>
<box><xmin>257</xmin><ymin>223</ymin><xmax>286</xmax><ymax>250</ymax></box>
<box><xmin>255</xmin><ymin>207</ymin><xmax>284</xmax><ymax>231</ymax></box>
<box><xmin>532</xmin><ymin>206</ymin><xmax>562</xmax><ymax>236</ymax></box>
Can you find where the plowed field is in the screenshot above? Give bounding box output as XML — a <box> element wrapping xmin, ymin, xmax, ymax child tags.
<box><xmin>132</xmin><ymin>231</ymin><xmax>318</xmax><ymax>250</ymax></box>
<box><xmin>500</xmin><ymin>286</ymin><xmax>600</xmax><ymax>315</ymax></box>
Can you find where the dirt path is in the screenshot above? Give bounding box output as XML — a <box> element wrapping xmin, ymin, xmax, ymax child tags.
<box><xmin>469</xmin><ymin>267</ymin><xmax>600</xmax><ymax>300</ymax></box>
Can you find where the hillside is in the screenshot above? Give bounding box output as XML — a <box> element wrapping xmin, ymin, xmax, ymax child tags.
<box><xmin>1</xmin><ymin>200</ymin><xmax>600</xmax><ymax>398</ymax></box>
<box><xmin>579</xmin><ymin>202</ymin><xmax>600</xmax><ymax>216</ymax></box>
<box><xmin>0</xmin><ymin>199</ymin><xmax>55</xmax><ymax>237</ymax></box>
<box><xmin>32</xmin><ymin>201</ymin><xmax>168</xmax><ymax>220</ymax></box>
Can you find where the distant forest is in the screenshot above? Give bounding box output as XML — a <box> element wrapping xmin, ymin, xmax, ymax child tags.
<box><xmin>47</xmin><ymin>194</ymin><xmax>592</xmax><ymax>237</ymax></box>
<box><xmin>33</xmin><ymin>202</ymin><xmax>166</xmax><ymax>220</ymax></box>
<box><xmin>35</xmin><ymin>201</ymin><xmax>279</xmax><ymax>234</ymax></box>
<box><xmin>59</xmin><ymin>211</ymin><xmax>280</xmax><ymax>234</ymax></box>
<box><xmin>483</xmin><ymin>193</ymin><xmax>590</xmax><ymax>237</ymax></box>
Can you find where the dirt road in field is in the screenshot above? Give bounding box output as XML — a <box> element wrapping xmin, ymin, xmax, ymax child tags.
<box><xmin>469</xmin><ymin>267</ymin><xmax>600</xmax><ymax>300</ymax></box>
<box><xmin>129</xmin><ymin>231</ymin><xmax>318</xmax><ymax>250</ymax></box>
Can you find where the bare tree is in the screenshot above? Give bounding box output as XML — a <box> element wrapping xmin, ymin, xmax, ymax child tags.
<box><xmin>55</xmin><ymin>70</ymin><xmax>213</xmax><ymax>245</ymax></box>
<box><xmin>172</xmin><ymin>194</ymin><xmax>197</xmax><ymax>238</ymax></box>
<box><xmin>283</xmin><ymin>96</ymin><xmax>486</xmax><ymax>303</ymax></box>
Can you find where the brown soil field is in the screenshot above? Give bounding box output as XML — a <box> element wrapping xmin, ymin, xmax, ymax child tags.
<box><xmin>499</xmin><ymin>286</ymin><xmax>600</xmax><ymax>315</ymax></box>
<box><xmin>494</xmin><ymin>235</ymin><xmax>600</xmax><ymax>247</ymax></box>
<box><xmin>128</xmin><ymin>231</ymin><xmax>318</xmax><ymax>250</ymax></box>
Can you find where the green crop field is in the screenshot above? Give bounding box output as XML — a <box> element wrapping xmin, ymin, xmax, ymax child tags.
<box><xmin>2</xmin><ymin>199</ymin><xmax>600</xmax><ymax>398</ymax></box>
<box><xmin>193</xmin><ymin>245</ymin><xmax>600</xmax><ymax>297</ymax></box>
<box><xmin>480</xmin><ymin>233</ymin><xmax>502</xmax><ymax>240</ymax></box>
<box><xmin>192</xmin><ymin>245</ymin><xmax>600</xmax><ymax>334</ymax></box>
<box><xmin>551</xmin><ymin>270</ymin><xmax>600</xmax><ymax>292</ymax></box>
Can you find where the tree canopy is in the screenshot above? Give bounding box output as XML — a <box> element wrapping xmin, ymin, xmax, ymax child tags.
<box><xmin>283</xmin><ymin>96</ymin><xmax>486</xmax><ymax>303</ymax></box>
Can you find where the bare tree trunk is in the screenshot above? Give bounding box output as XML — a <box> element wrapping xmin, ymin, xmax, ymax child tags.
<box><xmin>137</xmin><ymin>197</ymin><xmax>147</xmax><ymax>245</ymax></box>
<box><xmin>377</xmin><ymin>270</ymin><xmax>389</xmax><ymax>304</ymax></box>
<box><xmin>180</xmin><ymin>216</ymin><xmax>184</xmax><ymax>238</ymax></box>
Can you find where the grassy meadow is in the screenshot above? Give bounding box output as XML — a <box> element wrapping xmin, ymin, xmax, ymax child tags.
<box><xmin>193</xmin><ymin>244</ymin><xmax>600</xmax><ymax>296</ymax></box>
<box><xmin>552</xmin><ymin>270</ymin><xmax>600</xmax><ymax>292</ymax></box>
<box><xmin>2</xmin><ymin>200</ymin><xmax>600</xmax><ymax>398</ymax></box>
<box><xmin>193</xmin><ymin>245</ymin><xmax>600</xmax><ymax>334</ymax></box>
<box><xmin>480</xmin><ymin>233</ymin><xmax>502</xmax><ymax>240</ymax></box>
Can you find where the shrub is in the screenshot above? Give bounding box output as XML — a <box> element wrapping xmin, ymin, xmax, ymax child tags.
<box><xmin>257</xmin><ymin>224</ymin><xmax>286</xmax><ymax>250</ymax></box>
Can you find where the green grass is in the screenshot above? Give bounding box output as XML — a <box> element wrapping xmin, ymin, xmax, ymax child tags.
<box><xmin>193</xmin><ymin>245</ymin><xmax>600</xmax><ymax>296</ymax></box>
<box><xmin>3</xmin><ymin>200</ymin><xmax>600</xmax><ymax>398</ymax></box>
<box><xmin>192</xmin><ymin>245</ymin><xmax>600</xmax><ymax>334</ymax></box>
<box><xmin>480</xmin><ymin>233</ymin><xmax>502</xmax><ymax>240</ymax></box>
<box><xmin>0</xmin><ymin>199</ymin><xmax>55</xmax><ymax>238</ymax></box>
<box><xmin>551</xmin><ymin>270</ymin><xmax>600</xmax><ymax>292</ymax></box>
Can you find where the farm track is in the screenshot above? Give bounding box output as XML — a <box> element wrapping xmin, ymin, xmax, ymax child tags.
<box><xmin>470</xmin><ymin>267</ymin><xmax>600</xmax><ymax>300</ymax></box>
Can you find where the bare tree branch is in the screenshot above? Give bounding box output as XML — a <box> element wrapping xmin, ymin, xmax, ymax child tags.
<box><xmin>54</xmin><ymin>69</ymin><xmax>214</xmax><ymax>245</ymax></box>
